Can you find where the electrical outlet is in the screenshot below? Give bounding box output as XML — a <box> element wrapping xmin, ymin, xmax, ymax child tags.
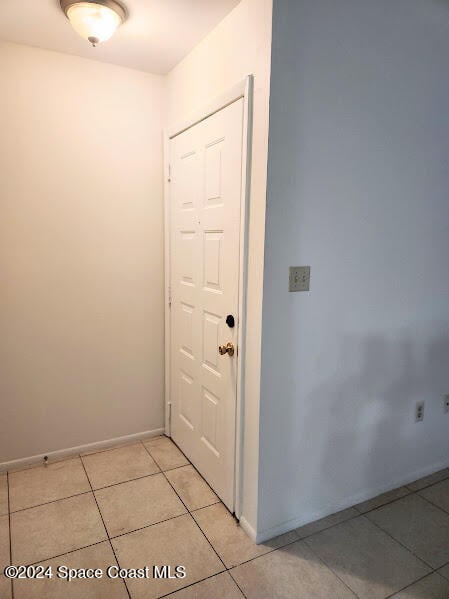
<box><xmin>289</xmin><ymin>266</ymin><xmax>311</xmax><ymax>292</ymax></box>
<box><xmin>415</xmin><ymin>401</ymin><xmax>424</xmax><ymax>422</ymax></box>
<box><xmin>444</xmin><ymin>395</ymin><xmax>449</xmax><ymax>414</ymax></box>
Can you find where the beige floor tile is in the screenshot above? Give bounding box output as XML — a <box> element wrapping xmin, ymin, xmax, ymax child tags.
<box><xmin>13</xmin><ymin>542</ymin><xmax>128</xmax><ymax>599</ymax></box>
<box><xmin>407</xmin><ymin>469</ymin><xmax>449</xmax><ymax>492</ymax></box>
<box><xmin>165</xmin><ymin>465</ymin><xmax>219</xmax><ymax>511</ymax></box>
<box><xmin>167</xmin><ymin>572</ymin><xmax>244</xmax><ymax>598</ymax></box>
<box><xmin>192</xmin><ymin>503</ymin><xmax>298</xmax><ymax>569</ymax></box>
<box><xmin>82</xmin><ymin>443</ymin><xmax>160</xmax><ymax>490</ymax></box>
<box><xmin>295</xmin><ymin>508</ymin><xmax>358</xmax><ymax>539</ymax></box>
<box><xmin>95</xmin><ymin>473</ymin><xmax>186</xmax><ymax>537</ymax></box>
<box><xmin>0</xmin><ymin>576</ymin><xmax>12</xmax><ymax>599</ymax></box>
<box><xmin>439</xmin><ymin>563</ymin><xmax>449</xmax><ymax>580</ymax></box>
<box><xmin>390</xmin><ymin>573</ymin><xmax>449</xmax><ymax>599</ymax></box>
<box><xmin>112</xmin><ymin>514</ymin><xmax>224</xmax><ymax>599</ymax></box>
<box><xmin>143</xmin><ymin>437</ymin><xmax>189</xmax><ymax>471</ymax></box>
<box><xmin>367</xmin><ymin>494</ymin><xmax>449</xmax><ymax>569</ymax></box>
<box><xmin>9</xmin><ymin>458</ymin><xmax>90</xmax><ymax>512</ymax></box>
<box><xmin>231</xmin><ymin>540</ymin><xmax>355</xmax><ymax>599</ymax></box>
<box><xmin>419</xmin><ymin>479</ymin><xmax>449</xmax><ymax>513</ymax></box>
<box><xmin>11</xmin><ymin>493</ymin><xmax>106</xmax><ymax>565</ymax></box>
<box><xmin>354</xmin><ymin>486</ymin><xmax>410</xmax><ymax>513</ymax></box>
<box><xmin>0</xmin><ymin>515</ymin><xmax>10</xmax><ymax>572</ymax></box>
<box><xmin>306</xmin><ymin>515</ymin><xmax>430</xmax><ymax>599</ymax></box>
<box><xmin>0</xmin><ymin>474</ymin><xmax>8</xmax><ymax>516</ymax></box>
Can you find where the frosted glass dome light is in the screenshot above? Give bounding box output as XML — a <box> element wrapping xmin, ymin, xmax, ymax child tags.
<box><xmin>60</xmin><ymin>0</ymin><xmax>127</xmax><ymax>47</ymax></box>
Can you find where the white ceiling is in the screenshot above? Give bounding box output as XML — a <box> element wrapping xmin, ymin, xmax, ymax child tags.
<box><xmin>0</xmin><ymin>0</ymin><xmax>241</xmax><ymax>74</ymax></box>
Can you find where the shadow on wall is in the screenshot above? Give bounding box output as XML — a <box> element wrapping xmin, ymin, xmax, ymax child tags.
<box><xmin>320</xmin><ymin>330</ymin><xmax>449</xmax><ymax>494</ymax></box>
<box><xmin>275</xmin><ymin>324</ymin><xmax>449</xmax><ymax>522</ymax></box>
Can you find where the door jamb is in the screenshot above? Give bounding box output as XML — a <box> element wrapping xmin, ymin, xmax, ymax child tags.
<box><xmin>163</xmin><ymin>75</ymin><xmax>253</xmax><ymax>518</ymax></box>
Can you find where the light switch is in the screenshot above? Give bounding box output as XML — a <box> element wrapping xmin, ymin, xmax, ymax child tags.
<box><xmin>289</xmin><ymin>266</ymin><xmax>310</xmax><ymax>292</ymax></box>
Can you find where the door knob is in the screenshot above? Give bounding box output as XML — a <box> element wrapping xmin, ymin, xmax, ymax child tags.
<box><xmin>219</xmin><ymin>342</ymin><xmax>235</xmax><ymax>357</ymax></box>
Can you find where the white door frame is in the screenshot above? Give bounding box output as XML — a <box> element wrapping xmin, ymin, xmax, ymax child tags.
<box><xmin>163</xmin><ymin>75</ymin><xmax>253</xmax><ymax>518</ymax></box>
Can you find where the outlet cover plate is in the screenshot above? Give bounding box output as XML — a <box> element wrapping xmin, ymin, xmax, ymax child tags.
<box><xmin>415</xmin><ymin>401</ymin><xmax>425</xmax><ymax>422</ymax></box>
<box><xmin>289</xmin><ymin>266</ymin><xmax>310</xmax><ymax>292</ymax></box>
<box><xmin>444</xmin><ymin>395</ymin><xmax>449</xmax><ymax>414</ymax></box>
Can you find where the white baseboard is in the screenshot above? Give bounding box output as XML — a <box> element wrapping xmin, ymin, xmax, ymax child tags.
<box><xmin>253</xmin><ymin>457</ymin><xmax>449</xmax><ymax>544</ymax></box>
<box><xmin>0</xmin><ymin>428</ymin><xmax>165</xmax><ymax>473</ymax></box>
<box><xmin>239</xmin><ymin>515</ymin><xmax>257</xmax><ymax>543</ymax></box>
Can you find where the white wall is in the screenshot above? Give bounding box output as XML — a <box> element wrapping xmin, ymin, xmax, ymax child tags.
<box><xmin>166</xmin><ymin>0</ymin><xmax>273</xmax><ymax>535</ymax></box>
<box><xmin>0</xmin><ymin>42</ymin><xmax>165</xmax><ymax>463</ymax></box>
<box><xmin>259</xmin><ymin>0</ymin><xmax>449</xmax><ymax>539</ymax></box>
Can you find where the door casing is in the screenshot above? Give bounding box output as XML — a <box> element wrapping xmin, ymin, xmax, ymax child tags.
<box><xmin>164</xmin><ymin>76</ymin><xmax>253</xmax><ymax>518</ymax></box>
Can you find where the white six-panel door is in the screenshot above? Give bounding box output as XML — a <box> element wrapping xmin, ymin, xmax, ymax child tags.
<box><xmin>169</xmin><ymin>99</ymin><xmax>244</xmax><ymax>510</ymax></box>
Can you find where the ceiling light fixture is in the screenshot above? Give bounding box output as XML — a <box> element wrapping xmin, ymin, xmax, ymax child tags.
<box><xmin>60</xmin><ymin>0</ymin><xmax>127</xmax><ymax>47</ymax></box>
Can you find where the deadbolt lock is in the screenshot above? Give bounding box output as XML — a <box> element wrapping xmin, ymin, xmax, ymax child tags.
<box><xmin>218</xmin><ymin>342</ymin><xmax>235</xmax><ymax>357</ymax></box>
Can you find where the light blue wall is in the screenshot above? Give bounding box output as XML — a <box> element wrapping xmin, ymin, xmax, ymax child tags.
<box><xmin>259</xmin><ymin>0</ymin><xmax>449</xmax><ymax>536</ymax></box>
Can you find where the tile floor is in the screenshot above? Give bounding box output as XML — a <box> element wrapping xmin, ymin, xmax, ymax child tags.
<box><xmin>1</xmin><ymin>437</ymin><xmax>449</xmax><ymax>598</ymax></box>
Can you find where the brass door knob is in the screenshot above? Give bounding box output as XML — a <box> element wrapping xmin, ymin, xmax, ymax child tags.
<box><xmin>219</xmin><ymin>342</ymin><xmax>235</xmax><ymax>357</ymax></box>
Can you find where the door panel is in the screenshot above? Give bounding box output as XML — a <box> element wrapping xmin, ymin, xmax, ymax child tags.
<box><xmin>169</xmin><ymin>99</ymin><xmax>244</xmax><ymax>510</ymax></box>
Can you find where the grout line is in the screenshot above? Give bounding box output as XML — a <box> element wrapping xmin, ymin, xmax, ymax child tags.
<box><xmin>155</xmin><ymin>434</ymin><xmax>437</xmax><ymax>588</ymax></box>
<box><xmin>7</xmin><ymin>438</ymin><xmax>449</xmax><ymax>598</ymax></box>
<box><xmin>217</xmin><ymin>513</ymin><xmax>364</xmax><ymax>572</ymax></box>
<box><xmin>142</xmin><ymin>442</ymin><xmax>229</xmax><ymax>575</ymax></box>
<box><xmin>295</xmin><ymin>514</ymin><xmax>359</xmax><ymax>541</ymax></box>
<box><xmin>361</xmin><ymin>511</ymin><xmax>434</xmax><ymax>570</ymax></box>
<box><xmin>220</xmin><ymin>488</ymin><xmax>447</xmax><ymax>594</ymax></box>
<box><xmin>189</xmin><ymin>500</ymin><xmax>221</xmax><ymax>513</ymax></box>
<box><xmin>383</xmin><ymin>571</ymin><xmax>442</xmax><ymax>599</ymax></box>
<box><xmin>138</xmin><ymin>439</ymin><xmax>190</xmax><ymax>474</ymax></box>
<box><xmin>8</xmin><ymin>463</ymin><xmax>184</xmax><ymax>512</ymax></box>
<box><xmin>139</xmin><ymin>440</ymin><xmax>187</xmax><ymax>479</ymax></box>
<box><xmin>10</xmin><ymin>438</ymin><xmax>231</xmax><ymax>597</ymax></box>
<box><xmin>158</xmin><ymin>571</ymin><xmax>246</xmax><ymax>599</ymax></box>
<box><xmin>80</xmin><ymin>459</ymin><xmax>131</xmax><ymax>599</ymax></box>
<box><xmin>223</xmin><ymin>539</ymin><xmax>296</xmax><ymax>569</ymax></box>
<box><xmin>145</xmin><ymin>435</ymin><xmax>379</xmax><ymax>598</ymax></box>
<box><xmin>161</xmin><ymin>447</ymin><xmax>219</xmax><ymax>500</ymax></box>
<box><xmin>108</xmin><ymin>513</ymin><xmax>188</xmax><ymax>542</ymax></box>
<box><xmin>80</xmin><ymin>435</ymin><xmax>178</xmax><ymax>459</ymax></box>
<box><xmin>159</xmin><ymin>464</ymin><xmax>190</xmax><ymax>473</ymax></box>
<box><xmin>142</xmin><ymin>437</ymin><xmax>221</xmax><ymax>510</ymax></box>
<box><xmin>87</xmin><ymin>470</ymin><xmax>163</xmax><ymax>490</ymax></box>
<box><xmin>227</xmin><ymin>570</ymin><xmax>248</xmax><ymax>599</ymax></box>
<box><xmin>5</xmin><ymin>438</ymin><xmax>161</xmax><ymax>475</ymax></box>
<box><xmin>9</xmin><ymin>469</ymin><xmax>178</xmax><ymax>516</ymax></box>
<box><xmin>80</xmin><ymin>439</ymin><xmax>158</xmax><ymax>459</ymax></box>
<box><xmin>6</xmin><ymin>473</ymin><xmax>14</xmax><ymax>599</ymax></box>
<box><xmin>9</xmin><ymin>489</ymin><xmax>92</xmax><ymax>515</ymax></box>
<box><xmin>80</xmin><ymin>454</ymin><xmax>162</xmax><ymax>487</ymax></box>
<box><xmin>18</xmin><ymin>524</ymin><xmax>446</xmax><ymax>596</ymax></box>
<box><xmin>362</xmin><ymin>492</ymin><xmax>440</xmax><ymax>573</ymax></box>
<box><xmin>147</xmin><ymin>462</ymin><xmax>191</xmax><ymax>474</ymax></box>
<box><xmin>182</xmin><ymin>511</ymin><xmax>228</xmax><ymax>571</ymax></box>
<box><xmin>162</xmin><ymin>503</ymin><xmax>229</xmax><ymax>587</ymax></box>
<box><xmin>416</xmin><ymin>492</ymin><xmax>449</xmax><ymax>517</ymax></box>
<box><xmin>405</xmin><ymin>472</ymin><xmax>449</xmax><ymax>494</ymax></box>
<box><xmin>353</xmin><ymin>489</ymin><xmax>413</xmax><ymax>515</ymax></box>
<box><xmin>142</xmin><ymin>442</ymin><xmax>235</xmax><ymax>596</ymax></box>
<box><xmin>20</xmin><ymin>539</ymin><xmax>110</xmax><ymax>568</ymax></box>
<box><xmin>295</xmin><ymin>540</ymin><xmax>359</xmax><ymax>599</ymax></box>
<box><xmin>223</xmin><ymin>532</ymin><xmax>358</xmax><ymax>589</ymax></box>
<box><xmin>16</xmin><ymin>510</ymin><xmax>213</xmax><ymax>567</ymax></box>
<box><xmin>362</xmin><ymin>492</ymin><xmax>448</xmax><ymax>573</ymax></box>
